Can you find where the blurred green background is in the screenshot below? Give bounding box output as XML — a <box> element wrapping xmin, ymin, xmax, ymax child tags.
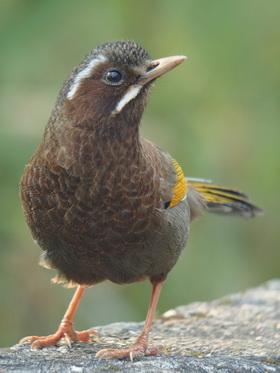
<box><xmin>0</xmin><ymin>0</ymin><xmax>279</xmax><ymax>348</ymax></box>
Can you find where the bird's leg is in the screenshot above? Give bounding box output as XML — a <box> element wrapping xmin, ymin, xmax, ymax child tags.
<box><xmin>20</xmin><ymin>285</ymin><xmax>99</xmax><ymax>349</ymax></box>
<box><xmin>96</xmin><ymin>281</ymin><xmax>166</xmax><ymax>361</ymax></box>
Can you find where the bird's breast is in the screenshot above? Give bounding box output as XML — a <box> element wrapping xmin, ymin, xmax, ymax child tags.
<box><xmin>21</xmin><ymin>138</ymin><xmax>162</xmax><ymax>246</ymax></box>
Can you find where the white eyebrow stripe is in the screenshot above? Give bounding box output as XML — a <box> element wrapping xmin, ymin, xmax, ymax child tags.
<box><xmin>112</xmin><ymin>85</ymin><xmax>142</xmax><ymax>115</ymax></box>
<box><xmin>67</xmin><ymin>55</ymin><xmax>106</xmax><ymax>100</ymax></box>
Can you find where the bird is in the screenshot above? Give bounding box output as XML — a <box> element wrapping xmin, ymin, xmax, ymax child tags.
<box><xmin>19</xmin><ymin>40</ymin><xmax>263</xmax><ymax>361</ymax></box>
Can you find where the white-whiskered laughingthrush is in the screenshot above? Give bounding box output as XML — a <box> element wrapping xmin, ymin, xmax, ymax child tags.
<box><xmin>20</xmin><ymin>41</ymin><xmax>263</xmax><ymax>361</ymax></box>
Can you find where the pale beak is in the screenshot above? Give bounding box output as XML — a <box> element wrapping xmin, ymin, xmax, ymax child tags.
<box><xmin>140</xmin><ymin>55</ymin><xmax>187</xmax><ymax>84</ymax></box>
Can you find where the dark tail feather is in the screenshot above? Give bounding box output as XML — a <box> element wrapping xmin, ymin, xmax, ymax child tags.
<box><xmin>186</xmin><ymin>177</ymin><xmax>264</xmax><ymax>219</ymax></box>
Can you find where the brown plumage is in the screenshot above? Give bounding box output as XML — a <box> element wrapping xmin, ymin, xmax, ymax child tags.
<box><xmin>19</xmin><ymin>41</ymin><xmax>263</xmax><ymax>360</ymax></box>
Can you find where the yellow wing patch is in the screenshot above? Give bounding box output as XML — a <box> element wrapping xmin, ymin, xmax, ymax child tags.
<box><xmin>169</xmin><ymin>160</ymin><xmax>187</xmax><ymax>207</ymax></box>
<box><xmin>187</xmin><ymin>181</ymin><xmax>246</xmax><ymax>204</ymax></box>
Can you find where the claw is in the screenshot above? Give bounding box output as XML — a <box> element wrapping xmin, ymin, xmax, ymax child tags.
<box><xmin>32</xmin><ymin>340</ymin><xmax>45</xmax><ymax>349</ymax></box>
<box><xmin>146</xmin><ymin>343</ymin><xmax>168</xmax><ymax>356</ymax></box>
<box><xmin>88</xmin><ymin>329</ymin><xmax>100</xmax><ymax>342</ymax></box>
<box><xmin>130</xmin><ymin>351</ymin><xmax>136</xmax><ymax>362</ymax></box>
<box><xmin>64</xmin><ymin>333</ymin><xmax>72</xmax><ymax>348</ymax></box>
<box><xmin>158</xmin><ymin>344</ymin><xmax>168</xmax><ymax>355</ymax></box>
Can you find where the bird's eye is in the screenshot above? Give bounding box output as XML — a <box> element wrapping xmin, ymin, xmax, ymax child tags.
<box><xmin>105</xmin><ymin>70</ymin><xmax>123</xmax><ymax>85</ymax></box>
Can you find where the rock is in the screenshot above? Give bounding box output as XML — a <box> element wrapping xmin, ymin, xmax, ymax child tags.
<box><xmin>1</xmin><ymin>280</ymin><xmax>280</xmax><ymax>372</ymax></box>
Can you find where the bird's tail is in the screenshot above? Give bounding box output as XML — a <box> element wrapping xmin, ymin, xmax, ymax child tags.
<box><xmin>186</xmin><ymin>177</ymin><xmax>263</xmax><ymax>219</ymax></box>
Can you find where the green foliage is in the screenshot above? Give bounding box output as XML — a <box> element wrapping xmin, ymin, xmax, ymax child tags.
<box><xmin>0</xmin><ymin>0</ymin><xmax>279</xmax><ymax>348</ymax></box>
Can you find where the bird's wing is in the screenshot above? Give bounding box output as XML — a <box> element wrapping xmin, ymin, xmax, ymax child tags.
<box><xmin>140</xmin><ymin>139</ymin><xmax>188</xmax><ymax>209</ymax></box>
<box><xmin>186</xmin><ymin>177</ymin><xmax>264</xmax><ymax>219</ymax></box>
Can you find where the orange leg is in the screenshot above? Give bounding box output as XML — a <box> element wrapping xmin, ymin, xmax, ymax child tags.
<box><xmin>20</xmin><ymin>285</ymin><xmax>99</xmax><ymax>349</ymax></box>
<box><xmin>96</xmin><ymin>281</ymin><xmax>167</xmax><ymax>361</ymax></box>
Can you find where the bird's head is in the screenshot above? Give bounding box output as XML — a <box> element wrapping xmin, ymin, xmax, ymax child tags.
<box><xmin>53</xmin><ymin>41</ymin><xmax>186</xmax><ymax>131</ymax></box>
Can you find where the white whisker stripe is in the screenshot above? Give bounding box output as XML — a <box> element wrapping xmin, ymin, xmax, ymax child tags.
<box><xmin>112</xmin><ymin>85</ymin><xmax>142</xmax><ymax>115</ymax></box>
<box><xmin>67</xmin><ymin>55</ymin><xmax>106</xmax><ymax>100</ymax></box>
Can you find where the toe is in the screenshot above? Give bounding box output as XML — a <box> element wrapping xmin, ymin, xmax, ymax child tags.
<box><xmin>96</xmin><ymin>348</ymin><xmax>131</xmax><ymax>361</ymax></box>
<box><xmin>76</xmin><ymin>329</ymin><xmax>99</xmax><ymax>342</ymax></box>
<box><xmin>96</xmin><ymin>343</ymin><xmax>167</xmax><ymax>361</ymax></box>
<box><xmin>19</xmin><ymin>336</ymin><xmax>38</xmax><ymax>344</ymax></box>
<box><xmin>145</xmin><ymin>344</ymin><xmax>168</xmax><ymax>356</ymax></box>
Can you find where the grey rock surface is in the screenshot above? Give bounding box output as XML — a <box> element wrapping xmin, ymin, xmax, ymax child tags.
<box><xmin>1</xmin><ymin>280</ymin><xmax>280</xmax><ymax>372</ymax></box>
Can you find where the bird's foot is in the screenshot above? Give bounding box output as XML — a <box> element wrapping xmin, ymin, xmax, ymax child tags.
<box><xmin>19</xmin><ymin>316</ymin><xmax>99</xmax><ymax>349</ymax></box>
<box><xmin>96</xmin><ymin>332</ymin><xmax>167</xmax><ymax>361</ymax></box>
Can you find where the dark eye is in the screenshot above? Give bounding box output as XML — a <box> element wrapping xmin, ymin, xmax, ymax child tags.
<box><xmin>105</xmin><ymin>70</ymin><xmax>123</xmax><ymax>85</ymax></box>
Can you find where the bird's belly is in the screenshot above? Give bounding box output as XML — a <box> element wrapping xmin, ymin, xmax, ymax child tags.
<box><xmin>36</xmin><ymin>200</ymin><xmax>190</xmax><ymax>286</ymax></box>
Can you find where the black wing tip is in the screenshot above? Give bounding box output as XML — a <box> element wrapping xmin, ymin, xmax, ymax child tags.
<box><xmin>206</xmin><ymin>201</ymin><xmax>264</xmax><ymax>219</ymax></box>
